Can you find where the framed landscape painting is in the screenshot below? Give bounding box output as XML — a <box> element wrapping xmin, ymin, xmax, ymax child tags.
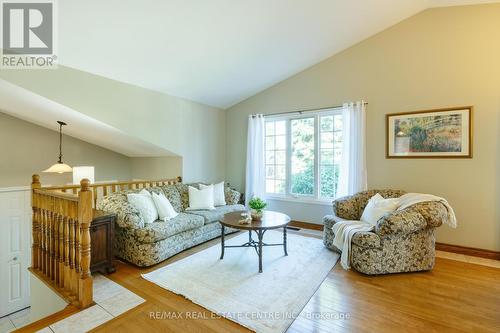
<box><xmin>386</xmin><ymin>106</ymin><xmax>473</xmax><ymax>158</ymax></box>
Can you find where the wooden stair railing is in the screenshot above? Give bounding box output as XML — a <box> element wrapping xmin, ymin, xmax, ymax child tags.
<box><xmin>30</xmin><ymin>174</ymin><xmax>93</xmax><ymax>308</ymax></box>
<box><xmin>41</xmin><ymin>176</ymin><xmax>182</xmax><ymax>208</ymax></box>
<box><xmin>29</xmin><ymin>174</ymin><xmax>182</xmax><ymax>309</ymax></box>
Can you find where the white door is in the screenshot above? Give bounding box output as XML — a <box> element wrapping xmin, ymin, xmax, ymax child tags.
<box><xmin>0</xmin><ymin>188</ymin><xmax>31</xmax><ymax>317</ymax></box>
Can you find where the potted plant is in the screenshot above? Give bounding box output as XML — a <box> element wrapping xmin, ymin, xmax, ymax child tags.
<box><xmin>248</xmin><ymin>197</ymin><xmax>267</xmax><ymax>221</ymax></box>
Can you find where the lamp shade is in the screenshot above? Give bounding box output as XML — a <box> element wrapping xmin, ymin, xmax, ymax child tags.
<box><xmin>43</xmin><ymin>162</ymin><xmax>73</xmax><ymax>174</ymax></box>
<box><xmin>72</xmin><ymin>166</ymin><xmax>95</xmax><ymax>184</ymax></box>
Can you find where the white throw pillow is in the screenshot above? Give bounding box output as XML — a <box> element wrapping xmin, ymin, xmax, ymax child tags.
<box><xmin>186</xmin><ymin>185</ymin><xmax>215</xmax><ymax>210</ymax></box>
<box><xmin>127</xmin><ymin>189</ymin><xmax>158</xmax><ymax>224</ymax></box>
<box><xmin>152</xmin><ymin>192</ymin><xmax>178</xmax><ymax>221</ymax></box>
<box><xmin>200</xmin><ymin>181</ymin><xmax>226</xmax><ymax>206</ymax></box>
<box><xmin>360</xmin><ymin>193</ymin><xmax>399</xmax><ymax>225</ymax></box>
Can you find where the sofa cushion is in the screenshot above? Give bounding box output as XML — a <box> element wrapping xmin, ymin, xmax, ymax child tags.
<box><xmin>132</xmin><ymin>213</ymin><xmax>205</xmax><ymax>244</ymax></box>
<box><xmin>96</xmin><ymin>190</ymin><xmax>145</xmax><ymax>229</ymax></box>
<box><xmin>185</xmin><ymin>185</ymin><xmax>215</xmax><ymax>210</ymax></box>
<box><xmin>360</xmin><ymin>193</ymin><xmax>399</xmax><ymax>225</ymax></box>
<box><xmin>159</xmin><ymin>185</ymin><xmax>183</xmax><ymax>213</ymax></box>
<box><xmin>224</xmin><ymin>187</ymin><xmax>241</xmax><ymax>205</ymax></box>
<box><xmin>174</xmin><ymin>183</ymin><xmax>201</xmax><ymax>211</ymax></box>
<box><xmin>127</xmin><ymin>189</ymin><xmax>159</xmax><ymax>224</ymax></box>
<box><xmin>152</xmin><ymin>192</ymin><xmax>178</xmax><ymax>221</ymax></box>
<box><xmin>200</xmin><ymin>182</ymin><xmax>226</xmax><ymax>206</ymax></box>
<box><xmin>187</xmin><ymin>204</ymin><xmax>245</xmax><ymax>224</ymax></box>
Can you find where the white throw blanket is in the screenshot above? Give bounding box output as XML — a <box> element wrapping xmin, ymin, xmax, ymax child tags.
<box><xmin>396</xmin><ymin>193</ymin><xmax>457</xmax><ymax>228</ymax></box>
<box><xmin>332</xmin><ymin>220</ymin><xmax>373</xmax><ymax>270</ymax></box>
<box><xmin>332</xmin><ymin>193</ymin><xmax>457</xmax><ymax>270</ymax></box>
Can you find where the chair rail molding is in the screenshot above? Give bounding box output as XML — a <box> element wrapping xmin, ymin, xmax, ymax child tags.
<box><xmin>0</xmin><ymin>186</ymin><xmax>30</xmax><ymax>193</ymax></box>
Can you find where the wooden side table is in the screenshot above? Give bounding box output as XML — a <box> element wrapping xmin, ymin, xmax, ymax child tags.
<box><xmin>90</xmin><ymin>210</ymin><xmax>116</xmax><ymax>274</ymax></box>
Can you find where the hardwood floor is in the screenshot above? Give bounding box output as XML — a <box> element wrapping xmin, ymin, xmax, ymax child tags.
<box><xmin>22</xmin><ymin>230</ymin><xmax>500</xmax><ymax>333</ymax></box>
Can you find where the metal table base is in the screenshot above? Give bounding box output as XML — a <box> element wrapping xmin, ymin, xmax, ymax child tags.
<box><xmin>219</xmin><ymin>226</ymin><xmax>288</xmax><ymax>273</ymax></box>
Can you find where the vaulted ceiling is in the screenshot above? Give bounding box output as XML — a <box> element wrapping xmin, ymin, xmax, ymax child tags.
<box><xmin>58</xmin><ymin>0</ymin><xmax>498</xmax><ymax>109</ymax></box>
<box><xmin>1</xmin><ymin>0</ymin><xmax>498</xmax><ymax>158</ymax></box>
<box><xmin>0</xmin><ymin>79</ymin><xmax>173</xmax><ymax>157</ymax></box>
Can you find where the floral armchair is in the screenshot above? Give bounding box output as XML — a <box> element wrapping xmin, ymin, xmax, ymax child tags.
<box><xmin>323</xmin><ymin>190</ymin><xmax>448</xmax><ymax>275</ymax></box>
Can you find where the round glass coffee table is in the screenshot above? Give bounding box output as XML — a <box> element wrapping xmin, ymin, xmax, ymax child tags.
<box><xmin>219</xmin><ymin>210</ymin><xmax>291</xmax><ymax>273</ymax></box>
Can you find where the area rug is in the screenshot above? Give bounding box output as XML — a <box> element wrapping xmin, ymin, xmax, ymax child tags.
<box><xmin>142</xmin><ymin>230</ymin><xmax>339</xmax><ymax>333</ymax></box>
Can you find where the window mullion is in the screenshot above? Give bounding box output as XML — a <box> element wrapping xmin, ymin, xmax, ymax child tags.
<box><xmin>332</xmin><ymin>113</ymin><xmax>338</xmax><ymax>197</ymax></box>
<box><xmin>332</xmin><ymin>114</ymin><xmax>336</xmax><ymax>197</ymax></box>
<box><xmin>314</xmin><ymin>115</ymin><xmax>320</xmax><ymax>200</ymax></box>
<box><xmin>285</xmin><ymin>119</ymin><xmax>291</xmax><ymax>197</ymax></box>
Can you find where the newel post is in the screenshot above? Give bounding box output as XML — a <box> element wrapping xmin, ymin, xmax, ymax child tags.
<box><xmin>31</xmin><ymin>174</ymin><xmax>41</xmax><ymax>269</ymax></box>
<box><xmin>77</xmin><ymin>178</ymin><xmax>93</xmax><ymax>308</ymax></box>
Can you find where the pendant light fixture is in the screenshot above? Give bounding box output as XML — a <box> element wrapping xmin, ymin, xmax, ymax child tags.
<box><xmin>43</xmin><ymin>121</ymin><xmax>73</xmax><ymax>173</ymax></box>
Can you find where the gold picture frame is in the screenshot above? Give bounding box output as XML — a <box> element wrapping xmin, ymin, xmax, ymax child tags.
<box><xmin>386</xmin><ymin>106</ymin><xmax>473</xmax><ymax>158</ymax></box>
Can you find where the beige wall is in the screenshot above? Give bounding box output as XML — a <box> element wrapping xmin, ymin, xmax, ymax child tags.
<box><xmin>0</xmin><ymin>112</ymin><xmax>132</xmax><ymax>187</ymax></box>
<box><xmin>0</xmin><ymin>66</ymin><xmax>226</xmax><ymax>184</ymax></box>
<box><xmin>130</xmin><ymin>156</ymin><xmax>183</xmax><ymax>180</ymax></box>
<box><xmin>29</xmin><ymin>273</ymin><xmax>68</xmax><ymax>323</ymax></box>
<box><xmin>226</xmin><ymin>4</ymin><xmax>500</xmax><ymax>250</ymax></box>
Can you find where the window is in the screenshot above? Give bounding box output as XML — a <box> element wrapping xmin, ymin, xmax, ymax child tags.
<box><xmin>319</xmin><ymin>114</ymin><xmax>342</xmax><ymax>198</ymax></box>
<box><xmin>265</xmin><ymin>120</ymin><xmax>286</xmax><ymax>194</ymax></box>
<box><xmin>265</xmin><ymin>109</ymin><xmax>343</xmax><ymax>201</ymax></box>
<box><xmin>291</xmin><ymin>117</ymin><xmax>315</xmax><ymax>196</ymax></box>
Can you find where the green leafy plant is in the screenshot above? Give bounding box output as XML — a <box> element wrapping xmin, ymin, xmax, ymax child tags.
<box><xmin>248</xmin><ymin>197</ymin><xmax>267</xmax><ymax>212</ymax></box>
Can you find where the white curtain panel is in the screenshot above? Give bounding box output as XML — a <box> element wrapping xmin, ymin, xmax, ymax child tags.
<box><xmin>337</xmin><ymin>101</ymin><xmax>368</xmax><ymax>197</ymax></box>
<box><xmin>245</xmin><ymin>114</ymin><xmax>266</xmax><ymax>206</ymax></box>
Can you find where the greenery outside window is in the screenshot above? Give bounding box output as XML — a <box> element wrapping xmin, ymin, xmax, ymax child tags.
<box><xmin>265</xmin><ymin>109</ymin><xmax>343</xmax><ymax>201</ymax></box>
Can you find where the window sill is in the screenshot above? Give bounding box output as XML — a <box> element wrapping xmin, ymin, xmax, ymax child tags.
<box><xmin>265</xmin><ymin>195</ymin><xmax>333</xmax><ymax>206</ymax></box>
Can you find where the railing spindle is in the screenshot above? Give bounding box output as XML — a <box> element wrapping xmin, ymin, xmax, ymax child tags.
<box><xmin>68</xmin><ymin>205</ymin><xmax>76</xmax><ymax>296</ymax></box>
<box><xmin>64</xmin><ymin>205</ymin><xmax>71</xmax><ymax>292</ymax></box>
<box><xmin>92</xmin><ymin>187</ymin><xmax>98</xmax><ymax>208</ymax></box>
<box><xmin>58</xmin><ymin>205</ymin><xmax>65</xmax><ymax>287</ymax></box>
<box><xmin>31</xmin><ymin>176</ymin><xmax>41</xmax><ymax>270</ymax></box>
<box><xmin>41</xmin><ymin>206</ymin><xmax>47</xmax><ymax>275</ymax></box>
<box><xmin>52</xmin><ymin>198</ymin><xmax>57</xmax><ymax>280</ymax></box>
<box><xmin>78</xmin><ymin>179</ymin><xmax>93</xmax><ymax>308</ymax></box>
<box><xmin>48</xmin><ymin>196</ymin><xmax>54</xmax><ymax>280</ymax></box>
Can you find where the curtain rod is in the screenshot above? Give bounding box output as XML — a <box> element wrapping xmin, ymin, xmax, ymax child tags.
<box><xmin>260</xmin><ymin>102</ymin><xmax>368</xmax><ymax>118</ymax></box>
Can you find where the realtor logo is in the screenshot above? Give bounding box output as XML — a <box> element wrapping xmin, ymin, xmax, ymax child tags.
<box><xmin>1</xmin><ymin>0</ymin><xmax>57</xmax><ymax>68</ymax></box>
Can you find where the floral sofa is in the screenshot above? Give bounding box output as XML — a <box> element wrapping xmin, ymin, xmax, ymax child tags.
<box><xmin>97</xmin><ymin>183</ymin><xmax>244</xmax><ymax>267</ymax></box>
<box><xmin>323</xmin><ymin>190</ymin><xmax>448</xmax><ymax>275</ymax></box>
